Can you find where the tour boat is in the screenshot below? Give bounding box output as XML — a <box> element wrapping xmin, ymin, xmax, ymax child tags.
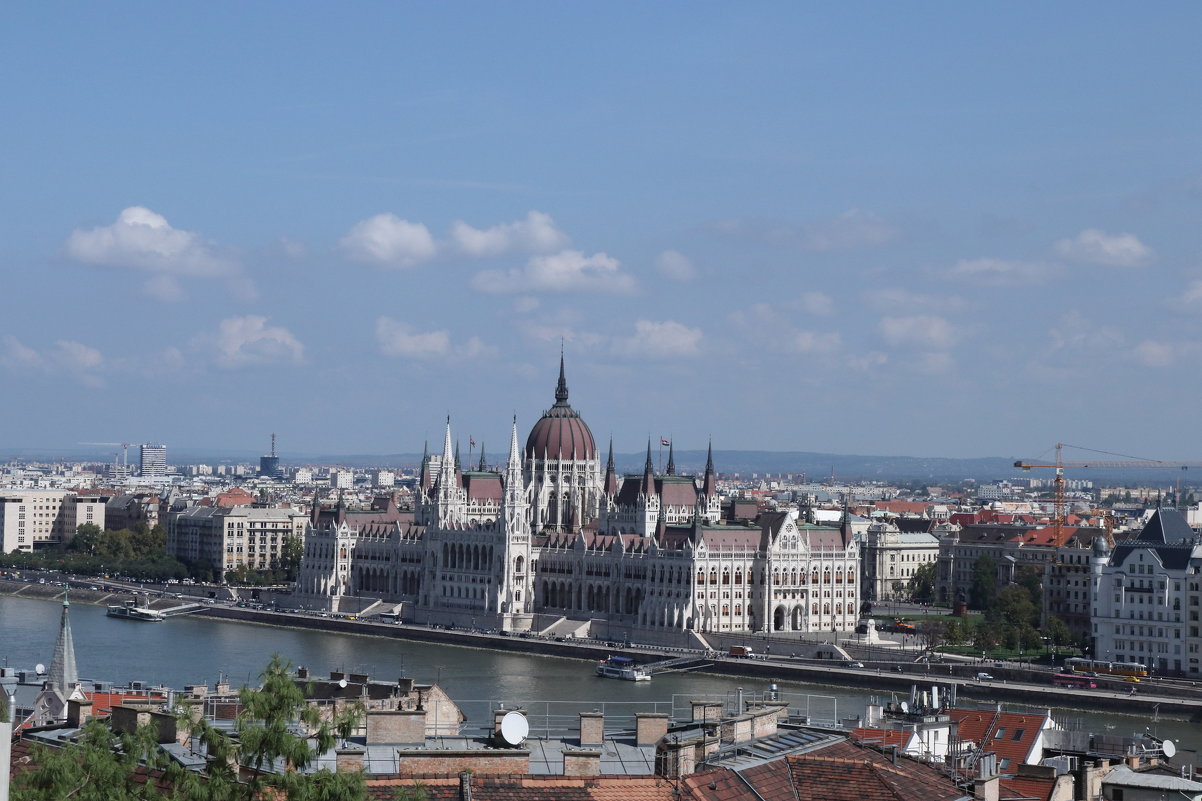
<box><xmin>107</xmin><ymin>600</ymin><xmax>165</xmax><ymax>622</ymax></box>
<box><xmin>595</xmin><ymin>655</ymin><xmax>651</xmax><ymax>681</ymax></box>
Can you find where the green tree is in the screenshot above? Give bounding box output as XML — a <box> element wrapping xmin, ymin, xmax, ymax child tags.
<box><xmin>279</xmin><ymin>533</ymin><xmax>304</xmax><ymax>583</ymax></box>
<box><xmin>908</xmin><ymin>561</ymin><xmax>936</xmax><ymax>602</ymax></box>
<box><xmin>994</xmin><ymin>584</ymin><xmax>1038</xmax><ymax>628</ymax></box>
<box><xmin>1043</xmin><ymin>615</ymin><xmax>1072</xmax><ymax>648</ymax></box>
<box><xmin>14</xmin><ymin>656</ymin><xmax>366</xmax><ymax>801</ymax></box>
<box><xmin>71</xmin><ymin>522</ymin><xmax>103</xmax><ymax>555</ymax></box>
<box><xmin>968</xmin><ymin>554</ymin><xmax>997</xmax><ymax>612</ymax></box>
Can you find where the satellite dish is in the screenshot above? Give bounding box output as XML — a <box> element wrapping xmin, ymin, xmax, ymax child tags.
<box><xmin>338</xmin><ymin>678</ymin><xmax>348</xmax><ymax>689</ymax></box>
<box><xmin>35</xmin><ymin>663</ymin><xmax>45</xmax><ymax>675</ymax></box>
<box><xmin>899</xmin><ymin>701</ymin><xmax>910</xmax><ymax>713</ymax></box>
<box><xmin>499</xmin><ymin>710</ymin><xmax>529</xmax><ymax>746</ymax></box>
<box><xmin>1163</xmin><ymin>739</ymin><xmax>1177</xmax><ymax>758</ymax></box>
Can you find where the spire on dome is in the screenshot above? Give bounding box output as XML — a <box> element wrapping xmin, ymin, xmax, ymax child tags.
<box><xmin>554</xmin><ymin>348</ymin><xmax>569</xmax><ymax>405</ymax></box>
<box><xmin>666</xmin><ymin>441</ymin><xmax>676</xmax><ymax>475</ymax></box>
<box><xmin>48</xmin><ymin>588</ymin><xmax>78</xmax><ymax>697</ymax></box>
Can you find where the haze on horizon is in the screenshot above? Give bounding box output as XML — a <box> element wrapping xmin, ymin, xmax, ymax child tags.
<box><xmin>3</xmin><ymin>4</ymin><xmax>1201</xmax><ymax>462</ymax></box>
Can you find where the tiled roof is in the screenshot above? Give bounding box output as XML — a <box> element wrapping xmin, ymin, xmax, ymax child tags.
<box><xmin>947</xmin><ymin>709</ymin><xmax>1046</xmax><ymax>765</ymax></box>
<box><xmin>366</xmin><ymin>774</ymin><xmax>679</xmax><ymax>800</ymax></box>
<box><xmin>784</xmin><ymin>741</ymin><xmax>962</xmax><ymax>801</ymax></box>
<box><xmin>998</xmin><ymin>775</ymin><xmax>1057</xmax><ymax>801</ymax></box>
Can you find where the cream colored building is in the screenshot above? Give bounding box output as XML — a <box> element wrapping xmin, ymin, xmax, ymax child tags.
<box><xmin>0</xmin><ymin>489</ymin><xmax>107</xmax><ymax>552</ymax></box>
<box><xmin>166</xmin><ymin>504</ymin><xmax>309</xmax><ymax>575</ymax></box>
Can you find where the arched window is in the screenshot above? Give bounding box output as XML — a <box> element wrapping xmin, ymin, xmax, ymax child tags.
<box><xmin>734</xmin><ymin>570</ymin><xmax>743</xmax><ymax>585</ymax></box>
<box><xmin>722</xmin><ymin>571</ymin><xmax>730</xmax><ymax>585</ymax></box>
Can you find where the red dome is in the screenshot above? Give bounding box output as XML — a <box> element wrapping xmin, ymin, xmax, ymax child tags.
<box><xmin>525</xmin><ymin>357</ymin><xmax>597</xmax><ymax>461</ymax></box>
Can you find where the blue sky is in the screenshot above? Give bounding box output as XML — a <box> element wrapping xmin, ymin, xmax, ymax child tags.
<box><xmin>2</xmin><ymin>3</ymin><xmax>1201</xmax><ymax>460</ymax></box>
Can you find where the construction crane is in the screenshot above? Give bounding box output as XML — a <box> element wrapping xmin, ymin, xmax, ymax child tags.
<box><xmin>79</xmin><ymin>441</ymin><xmax>133</xmax><ymax>472</ymax></box>
<box><xmin>1013</xmin><ymin>442</ymin><xmax>1202</xmax><ymax>545</ymax></box>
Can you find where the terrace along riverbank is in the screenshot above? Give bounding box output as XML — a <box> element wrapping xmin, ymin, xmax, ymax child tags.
<box><xmin>3</xmin><ymin>577</ymin><xmax>1201</xmax><ymax>725</ymax></box>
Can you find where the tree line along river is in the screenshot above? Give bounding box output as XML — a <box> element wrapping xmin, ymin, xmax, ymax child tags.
<box><xmin>0</xmin><ymin>594</ymin><xmax>1194</xmax><ymax>747</ymax></box>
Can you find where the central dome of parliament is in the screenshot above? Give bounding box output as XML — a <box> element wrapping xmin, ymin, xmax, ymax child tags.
<box><xmin>524</xmin><ymin>357</ymin><xmax>597</xmax><ymax>462</ymax></box>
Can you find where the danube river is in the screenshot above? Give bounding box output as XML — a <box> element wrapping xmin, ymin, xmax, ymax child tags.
<box><xmin>1</xmin><ymin>595</ymin><xmax>1194</xmax><ymax>747</ymax></box>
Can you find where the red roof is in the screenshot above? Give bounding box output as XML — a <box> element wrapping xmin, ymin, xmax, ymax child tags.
<box><xmin>948</xmin><ymin>709</ymin><xmax>1048</xmax><ymax>766</ymax></box>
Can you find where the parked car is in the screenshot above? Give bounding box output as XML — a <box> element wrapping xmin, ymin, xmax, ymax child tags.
<box><xmin>845</xmin><ymin>661</ymin><xmax>865</xmax><ymax>669</ymax></box>
<box><xmin>976</xmin><ymin>672</ymin><xmax>994</xmax><ymax>681</ymax></box>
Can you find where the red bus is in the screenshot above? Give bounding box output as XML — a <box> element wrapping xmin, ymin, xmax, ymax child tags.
<box><xmin>1053</xmin><ymin>673</ymin><xmax>1097</xmax><ymax>689</ymax></box>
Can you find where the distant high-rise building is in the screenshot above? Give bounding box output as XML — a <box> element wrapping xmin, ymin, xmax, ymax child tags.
<box><xmin>373</xmin><ymin>470</ymin><xmax>395</xmax><ymax>488</ymax></box>
<box><xmin>259</xmin><ymin>433</ymin><xmax>282</xmax><ymax>478</ymax></box>
<box><xmin>329</xmin><ymin>470</ymin><xmax>354</xmax><ymax>489</ymax></box>
<box><xmin>139</xmin><ymin>443</ymin><xmax>167</xmax><ymax>477</ymax></box>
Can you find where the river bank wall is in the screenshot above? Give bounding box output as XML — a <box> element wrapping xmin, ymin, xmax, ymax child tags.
<box><xmin>4</xmin><ymin>578</ymin><xmax>1199</xmax><ymax>721</ymax></box>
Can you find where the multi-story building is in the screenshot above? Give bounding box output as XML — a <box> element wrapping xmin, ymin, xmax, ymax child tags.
<box><xmin>139</xmin><ymin>443</ymin><xmax>167</xmax><ymax>478</ymax></box>
<box><xmin>0</xmin><ymin>490</ymin><xmax>107</xmax><ymax>552</ymax></box>
<box><xmin>166</xmin><ymin>503</ymin><xmax>309</xmax><ymax>575</ymax></box>
<box><xmin>1091</xmin><ymin>508</ymin><xmax>1202</xmax><ymax>676</ymax></box>
<box><xmin>861</xmin><ymin>521</ymin><xmax>941</xmax><ymax>602</ymax></box>
<box><xmin>329</xmin><ymin>470</ymin><xmax>354</xmax><ymax>490</ymax></box>
<box><xmin>373</xmin><ymin>471</ymin><xmax>395</xmax><ymax>488</ymax></box>
<box><xmin>294</xmin><ymin>360</ymin><xmax>861</xmax><ymax>641</ymax></box>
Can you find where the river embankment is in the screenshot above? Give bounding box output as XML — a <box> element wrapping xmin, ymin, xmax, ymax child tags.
<box><xmin>4</xmin><ymin>577</ymin><xmax>1199</xmax><ymax>721</ymax></box>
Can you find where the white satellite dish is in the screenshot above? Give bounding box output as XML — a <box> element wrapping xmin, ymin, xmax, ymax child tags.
<box><xmin>338</xmin><ymin>678</ymin><xmax>348</xmax><ymax>689</ymax></box>
<box><xmin>35</xmin><ymin>663</ymin><xmax>45</xmax><ymax>675</ymax></box>
<box><xmin>899</xmin><ymin>701</ymin><xmax>910</xmax><ymax>713</ymax></box>
<box><xmin>499</xmin><ymin>710</ymin><xmax>529</xmax><ymax>746</ymax></box>
<box><xmin>1163</xmin><ymin>739</ymin><xmax>1177</xmax><ymax>758</ymax></box>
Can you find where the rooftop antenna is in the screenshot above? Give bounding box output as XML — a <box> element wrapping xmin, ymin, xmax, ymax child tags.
<box><xmin>271</xmin><ymin>433</ymin><xmax>277</xmax><ymax>459</ymax></box>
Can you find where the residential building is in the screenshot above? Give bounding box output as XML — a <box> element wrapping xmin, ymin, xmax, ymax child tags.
<box><xmin>0</xmin><ymin>490</ymin><xmax>106</xmax><ymax>552</ymax></box>
<box><xmin>860</xmin><ymin>520</ymin><xmax>941</xmax><ymax>602</ymax></box>
<box><xmin>166</xmin><ymin>503</ymin><xmax>309</xmax><ymax>575</ymax></box>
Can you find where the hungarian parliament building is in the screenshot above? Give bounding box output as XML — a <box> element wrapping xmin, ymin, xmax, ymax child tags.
<box><xmin>295</xmin><ymin>360</ymin><xmax>860</xmax><ymax>643</ymax></box>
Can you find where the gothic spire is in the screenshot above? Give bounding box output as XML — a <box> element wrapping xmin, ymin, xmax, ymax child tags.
<box><xmin>604</xmin><ymin>437</ymin><xmax>618</xmax><ymax>496</ymax></box>
<box><xmin>643</xmin><ymin>438</ymin><xmax>656</xmax><ymax>495</ymax></box>
<box><xmin>702</xmin><ymin>439</ymin><xmax>717</xmax><ymax>498</ymax></box>
<box><xmin>507</xmin><ymin>415</ymin><xmax>521</xmax><ymax>470</ymax></box>
<box><xmin>478</xmin><ymin>442</ymin><xmax>486</xmax><ymax>471</ymax></box>
<box><xmin>666</xmin><ymin>441</ymin><xmax>676</xmax><ymax>475</ymax></box>
<box><xmin>48</xmin><ymin>588</ymin><xmax>78</xmax><ymax>697</ymax></box>
<box><xmin>554</xmin><ymin>348</ymin><xmax>569</xmax><ymax>405</ymax></box>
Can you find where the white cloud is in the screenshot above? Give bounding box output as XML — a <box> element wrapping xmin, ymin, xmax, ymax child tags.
<box><xmin>513</xmin><ymin>296</ymin><xmax>540</xmax><ymax>314</ymax></box>
<box><xmin>795</xmin><ymin>291</ymin><xmax>835</xmax><ymax>316</ymax></box>
<box><xmin>868</xmin><ymin>287</ymin><xmax>967</xmax><ymax>313</ymax></box>
<box><xmin>655</xmin><ymin>250</ymin><xmax>697</xmax><ymax>281</ymax></box>
<box><xmin>65</xmin><ymin>206</ymin><xmax>251</xmax><ymax>300</ymax></box>
<box><xmin>375</xmin><ymin>317</ymin><xmax>489</xmax><ymax>360</ymax></box>
<box><xmin>206</xmin><ymin>316</ymin><xmax>305</xmax><ymax>369</ymax></box>
<box><xmin>790</xmin><ymin>329</ymin><xmax>842</xmax><ymax>354</ymax></box>
<box><xmin>913</xmin><ymin>351</ymin><xmax>955</xmax><ymax>374</ymax></box>
<box><xmin>613</xmin><ymin>320</ymin><xmax>702</xmax><ymax>359</ymax></box>
<box><xmin>340</xmin><ymin>214</ymin><xmax>437</xmax><ymax>268</ymax></box>
<box><xmin>1134</xmin><ymin>340</ymin><xmax>1175</xmax><ymax>367</ymax></box>
<box><xmin>947</xmin><ymin>258</ymin><xmax>1051</xmax><ymax>286</ymax></box>
<box><xmin>53</xmin><ymin>340</ymin><xmax>103</xmax><ymax>371</ymax></box>
<box><xmin>472</xmin><ymin>250</ymin><xmax>636</xmax><ymax>294</ymax></box>
<box><xmin>714</xmin><ymin>208</ymin><xmax>900</xmax><ymax>252</ymax></box>
<box><xmin>1054</xmin><ymin>228</ymin><xmax>1153</xmax><ymax>268</ymax></box>
<box><xmin>879</xmin><ymin>315</ymin><xmax>957</xmax><ymax>349</ymax></box>
<box><xmin>67</xmin><ymin>206</ymin><xmax>233</xmax><ymax>276</ymax></box>
<box><xmin>0</xmin><ymin>335</ymin><xmax>48</xmax><ymax>370</ymax></box>
<box><xmin>801</xmin><ymin>208</ymin><xmax>900</xmax><ymax>251</ymax></box>
<box><xmin>450</xmin><ymin>210</ymin><xmax>569</xmax><ymax>257</ymax></box>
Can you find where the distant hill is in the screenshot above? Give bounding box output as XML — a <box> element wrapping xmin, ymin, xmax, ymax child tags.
<box><xmin>8</xmin><ymin>446</ymin><xmax>1184</xmax><ymax>485</ymax></box>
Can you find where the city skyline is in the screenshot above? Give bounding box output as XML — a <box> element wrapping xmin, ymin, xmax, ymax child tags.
<box><xmin>4</xmin><ymin>4</ymin><xmax>1202</xmax><ymax>459</ymax></box>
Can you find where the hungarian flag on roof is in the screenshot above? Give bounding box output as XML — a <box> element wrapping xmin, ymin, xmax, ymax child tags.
<box><xmin>661</xmin><ymin>438</ymin><xmax>670</xmax><ymax>446</ymax></box>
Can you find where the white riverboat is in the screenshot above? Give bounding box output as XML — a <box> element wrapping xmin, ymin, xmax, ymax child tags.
<box><xmin>596</xmin><ymin>655</ymin><xmax>651</xmax><ymax>682</ymax></box>
<box><xmin>107</xmin><ymin>600</ymin><xmax>165</xmax><ymax>622</ymax></box>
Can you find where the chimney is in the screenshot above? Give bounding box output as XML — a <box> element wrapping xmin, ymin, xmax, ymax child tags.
<box><xmin>296</xmin><ymin>666</ymin><xmax>309</xmax><ymax>680</ymax></box>
<box><xmin>459</xmin><ymin>770</ymin><xmax>472</xmax><ymax>801</ymax></box>
<box><xmin>973</xmin><ymin>775</ymin><xmax>1000</xmax><ymax>801</ymax></box>
<box><xmin>66</xmin><ymin>697</ymin><xmax>93</xmax><ymax>727</ymax></box>
<box><xmin>563</xmin><ymin>748</ymin><xmax>602</xmax><ymax>776</ymax></box>
<box><xmin>635</xmin><ymin>712</ymin><xmax>669</xmax><ymax>746</ymax></box>
<box><xmin>335</xmin><ymin>746</ymin><xmax>365</xmax><ymax>773</ymax></box>
<box><xmin>579</xmin><ymin>712</ymin><xmax>604</xmax><ymax>746</ymax></box>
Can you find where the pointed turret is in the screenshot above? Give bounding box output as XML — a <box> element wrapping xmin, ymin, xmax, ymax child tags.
<box><xmin>604</xmin><ymin>438</ymin><xmax>619</xmax><ymax>496</ymax></box>
<box><xmin>478</xmin><ymin>442</ymin><xmax>486</xmax><ymax>472</ymax></box>
<box><xmin>642</xmin><ymin>439</ymin><xmax>656</xmax><ymax>496</ymax></box>
<box><xmin>666</xmin><ymin>441</ymin><xmax>676</xmax><ymax>476</ymax></box>
<box><xmin>48</xmin><ymin>589</ymin><xmax>78</xmax><ymax>699</ymax></box>
<box><xmin>310</xmin><ymin>488</ymin><xmax>322</xmax><ymax>525</ymax></box>
<box><xmin>702</xmin><ymin>439</ymin><xmax>716</xmax><ymax>498</ymax></box>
